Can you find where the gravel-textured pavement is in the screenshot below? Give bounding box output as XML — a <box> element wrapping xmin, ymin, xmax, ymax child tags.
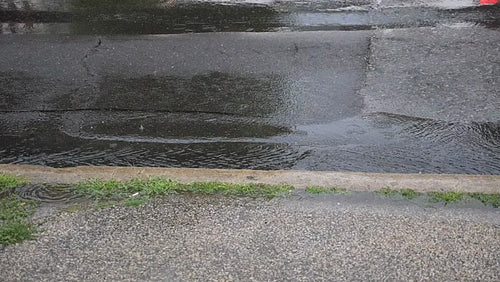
<box><xmin>1</xmin><ymin>194</ymin><xmax>499</xmax><ymax>281</ymax></box>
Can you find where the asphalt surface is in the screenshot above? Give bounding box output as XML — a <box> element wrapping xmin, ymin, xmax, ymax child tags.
<box><xmin>1</xmin><ymin>26</ymin><xmax>499</xmax><ymax>173</ymax></box>
<box><xmin>1</xmin><ymin>194</ymin><xmax>499</xmax><ymax>281</ymax></box>
<box><xmin>362</xmin><ymin>26</ymin><xmax>500</xmax><ymax>122</ymax></box>
<box><xmin>0</xmin><ymin>2</ymin><xmax>499</xmax><ymax>280</ymax></box>
<box><xmin>1</xmin><ymin>1</ymin><xmax>499</xmax><ymax>173</ymax></box>
<box><xmin>0</xmin><ymin>31</ymin><xmax>369</xmax><ymax>122</ymax></box>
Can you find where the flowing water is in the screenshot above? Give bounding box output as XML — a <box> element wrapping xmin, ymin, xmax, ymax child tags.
<box><xmin>0</xmin><ymin>0</ymin><xmax>499</xmax><ymax>174</ymax></box>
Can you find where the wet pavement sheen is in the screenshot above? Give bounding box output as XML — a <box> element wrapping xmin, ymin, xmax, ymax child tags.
<box><xmin>0</xmin><ymin>0</ymin><xmax>499</xmax><ymax>174</ymax></box>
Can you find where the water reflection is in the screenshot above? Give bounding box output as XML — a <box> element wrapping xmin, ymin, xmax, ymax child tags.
<box><xmin>292</xmin><ymin>114</ymin><xmax>500</xmax><ymax>174</ymax></box>
<box><xmin>97</xmin><ymin>72</ymin><xmax>288</xmax><ymax>117</ymax></box>
<box><xmin>0</xmin><ymin>134</ymin><xmax>307</xmax><ymax>170</ymax></box>
<box><xmin>0</xmin><ymin>71</ymin><xmax>295</xmax><ymax>119</ymax></box>
<box><xmin>0</xmin><ymin>0</ymin><xmax>282</xmax><ymax>34</ymax></box>
<box><xmin>16</xmin><ymin>184</ymin><xmax>82</xmax><ymax>203</ymax></box>
<box><xmin>57</xmin><ymin>111</ymin><xmax>292</xmax><ymax>142</ymax></box>
<box><xmin>1</xmin><ymin>112</ymin><xmax>499</xmax><ymax>174</ymax></box>
<box><xmin>0</xmin><ymin>0</ymin><xmax>73</xmax><ymax>12</ymax></box>
<box><xmin>0</xmin><ymin>0</ymin><xmax>498</xmax><ymax>34</ymax></box>
<box><xmin>72</xmin><ymin>0</ymin><xmax>281</xmax><ymax>34</ymax></box>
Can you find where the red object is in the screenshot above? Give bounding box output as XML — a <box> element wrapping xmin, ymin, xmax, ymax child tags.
<box><xmin>480</xmin><ymin>0</ymin><xmax>498</xmax><ymax>4</ymax></box>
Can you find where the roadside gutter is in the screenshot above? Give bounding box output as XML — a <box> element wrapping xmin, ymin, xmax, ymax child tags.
<box><xmin>1</xmin><ymin>164</ymin><xmax>499</xmax><ymax>194</ymax></box>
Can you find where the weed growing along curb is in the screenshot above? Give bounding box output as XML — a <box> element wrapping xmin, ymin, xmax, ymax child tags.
<box><xmin>76</xmin><ymin>178</ymin><xmax>294</xmax><ymax>205</ymax></box>
<box><xmin>400</xmin><ymin>189</ymin><xmax>418</xmax><ymax>200</ymax></box>
<box><xmin>306</xmin><ymin>186</ymin><xmax>350</xmax><ymax>194</ymax></box>
<box><xmin>469</xmin><ymin>193</ymin><xmax>500</xmax><ymax>208</ymax></box>
<box><xmin>305</xmin><ymin>185</ymin><xmax>500</xmax><ymax>208</ymax></box>
<box><xmin>125</xmin><ymin>199</ymin><xmax>147</xmax><ymax>207</ymax></box>
<box><xmin>428</xmin><ymin>191</ymin><xmax>500</xmax><ymax>207</ymax></box>
<box><xmin>0</xmin><ymin>173</ymin><xmax>29</xmax><ymax>191</ymax></box>
<box><xmin>429</xmin><ymin>191</ymin><xmax>464</xmax><ymax>204</ymax></box>
<box><xmin>376</xmin><ymin>187</ymin><xmax>499</xmax><ymax>207</ymax></box>
<box><xmin>0</xmin><ymin>173</ymin><xmax>35</xmax><ymax>245</ymax></box>
<box><xmin>0</xmin><ymin>196</ymin><xmax>37</xmax><ymax>245</ymax></box>
<box><xmin>377</xmin><ymin>187</ymin><xmax>420</xmax><ymax>199</ymax></box>
<box><xmin>75</xmin><ymin>178</ymin><xmax>179</xmax><ymax>201</ymax></box>
<box><xmin>378</xmin><ymin>186</ymin><xmax>395</xmax><ymax>196</ymax></box>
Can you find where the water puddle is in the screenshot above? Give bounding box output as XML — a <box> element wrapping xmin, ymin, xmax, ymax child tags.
<box><xmin>0</xmin><ymin>111</ymin><xmax>498</xmax><ymax>174</ymax></box>
<box><xmin>0</xmin><ymin>1</ymin><xmax>498</xmax><ymax>174</ymax></box>
<box><xmin>15</xmin><ymin>184</ymin><xmax>83</xmax><ymax>203</ymax></box>
<box><xmin>0</xmin><ymin>1</ymin><xmax>498</xmax><ymax>34</ymax></box>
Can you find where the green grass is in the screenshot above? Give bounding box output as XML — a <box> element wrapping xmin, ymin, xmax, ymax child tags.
<box><xmin>0</xmin><ymin>175</ymin><xmax>37</xmax><ymax>244</ymax></box>
<box><xmin>469</xmin><ymin>193</ymin><xmax>500</xmax><ymax>208</ymax></box>
<box><xmin>124</xmin><ymin>199</ymin><xmax>146</xmax><ymax>207</ymax></box>
<box><xmin>75</xmin><ymin>178</ymin><xmax>294</xmax><ymax>203</ymax></box>
<box><xmin>378</xmin><ymin>186</ymin><xmax>397</xmax><ymax>196</ymax></box>
<box><xmin>400</xmin><ymin>189</ymin><xmax>418</xmax><ymax>200</ymax></box>
<box><xmin>378</xmin><ymin>187</ymin><xmax>498</xmax><ymax>207</ymax></box>
<box><xmin>0</xmin><ymin>221</ymin><xmax>35</xmax><ymax>244</ymax></box>
<box><xmin>182</xmin><ymin>181</ymin><xmax>293</xmax><ymax>198</ymax></box>
<box><xmin>429</xmin><ymin>191</ymin><xmax>465</xmax><ymax>204</ymax></box>
<box><xmin>0</xmin><ymin>196</ymin><xmax>36</xmax><ymax>245</ymax></box>
<box><xmin>305</xmin><ymin>186</ymin><xmax>349</xmax><ymax>194</ymax></box>
<box><xmin>0</xmin><ymin>196</ymin><xmax>31</xmax><ymax>221</ymax></box>
<box><xmin>378</xmin><ymin>187</ymin><xmax>419</xmax><ymax>200</ymax></box>
<box><xmin>0</xmin><ymin>173</ymin><xmax>29</xmax><ymax>190</ymax></box>
<box><xmin>75</xmin><ymin>178</ymin><xmax>180</xmax><ymax>200</ymax></box>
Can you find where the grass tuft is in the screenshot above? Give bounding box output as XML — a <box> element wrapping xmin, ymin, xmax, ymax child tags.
<box><xmin>378</xmin><ymin>187</ymin><xmax>419</xmax><ymax>200</ymax></box>
<box><xmin>75</xmin><ymin>178</ymin><xmax>179</xmax><ymax>200</ymax></box>
<box><xmin>182</xmin><ymin>182</ymin><xmax>293</xmax><ymax>198</ymax></box>
<box><xmin>0</xmin><ymin>173</ymin><xmax>29</xmax><ymax>191</ymax></box>
<box><xmin>0</xmin><ymin>196</ymin><xmax>36</xmax><ymax>245</ymax></box>
<box><xmin>124</xmin><ymin>199</ymin><xmax>146</xmax><ymax>207</ymax></box>
<box><xmin>378</xmin><ymin>186</ymin><xmax>396</xmax><ymax>196</ymax></box>
<box><xmin>305</xmin><ymin>186</ymin><xmax>349</xmax><ymax>194</ymax></box>
<box><xmin>400</xmin><ymin>189</ymin><xmax>418</xmax><ymax>200</ymax></box>
<box><xmin>76</xmin><ymin>178</ymin><xmax>294</xmax><ymax>203</ymax></box>
<box><xmin>0</xmin><ymin>221</ymin><xmax>35</xmax><ymax>244</ymax></box>
<box><xmin>469</xmin><ymin>193</ymin><xmax>500</xmax><ymax>208</ymax></box>
<box><xmin>429</xmin><ymin>191</ymin><xmax>464</xmax><ymax>204</ymax></box>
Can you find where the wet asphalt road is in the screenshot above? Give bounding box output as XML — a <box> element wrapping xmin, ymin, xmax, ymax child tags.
<box><xmin>0</xmin><ymin>2</ymin><xmax>499</xmax><ymax>281</ymax></box>
<box><xmin>1</xmin><ymin>194</ymin><xmax>499</xmax><ymax>281</ymax></box>
<box><xmin>0</xmin><ymin>0</ymin><xmax>499</xmax><ymax>173</ymax></box>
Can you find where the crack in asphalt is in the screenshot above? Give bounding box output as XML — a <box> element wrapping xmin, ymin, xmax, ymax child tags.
<box><xmin>80</xmin><ymin>38</ymin><xmax>102</xmax><ymax>79</ymax></box>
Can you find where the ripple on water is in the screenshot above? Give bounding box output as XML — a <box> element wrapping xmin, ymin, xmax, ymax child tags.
<box><xmin>16</xmin><ymin>184</ymin><xmax>82</xmax><ymax>203</ymax></box>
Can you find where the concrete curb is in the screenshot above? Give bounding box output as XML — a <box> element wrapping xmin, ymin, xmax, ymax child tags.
<box><xmin>1</xmin><ymin>164</ymin><xmax>499</xmax><ymax>194</ymax></box>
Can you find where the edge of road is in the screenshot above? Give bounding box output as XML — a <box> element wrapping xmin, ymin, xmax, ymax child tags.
<box><xmin>1</xmin><ymin>164</ymin><xmax>499</xmax><ymax>194</ymax></box>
